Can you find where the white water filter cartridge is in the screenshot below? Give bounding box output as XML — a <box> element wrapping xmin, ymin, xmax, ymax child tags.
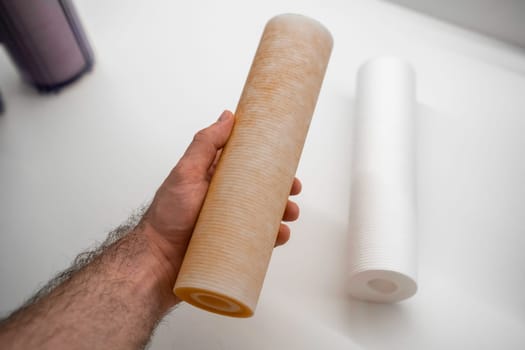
<box><xmin>348</xmin><ymin>57</ymin><xmax>418</xmax><ymax>303</ymax></box>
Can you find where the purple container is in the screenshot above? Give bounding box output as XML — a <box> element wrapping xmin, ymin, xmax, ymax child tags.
<box><xmin>0</xmin><ymin>0</ymin><xmax>94</xmax><ymax>92</ymax></box>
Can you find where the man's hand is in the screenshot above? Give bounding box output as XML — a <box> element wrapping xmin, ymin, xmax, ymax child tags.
<box><xmin>140</xmin><ymin>110</ymin><xmax>301</xmax><ymax>303</ymax></box>
<box><xmin>0</xmin><ymin>110</ymin><xmax>303</xmax><ymax>350</ymax></box>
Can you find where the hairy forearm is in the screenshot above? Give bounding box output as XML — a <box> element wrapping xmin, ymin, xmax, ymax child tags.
<box><xmin>0</xmin><ymin>220</ymin><xmax>178</xmax><ymax>350</ymax></box>
<box><xmin>0</xmin><ymin>111</ymin><xmax>244</xmax><ymax>349</ymax></box>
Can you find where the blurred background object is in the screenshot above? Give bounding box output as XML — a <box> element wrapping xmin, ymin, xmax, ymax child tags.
<box><xmin>386</xmin><ymin>0</ymin><xmax>525</xmax><ymax>48</ymax></box>
<box><xmin>0</xmin><ymin>0</ymin><xmax>93</xmax><ymax>93</ymax></box>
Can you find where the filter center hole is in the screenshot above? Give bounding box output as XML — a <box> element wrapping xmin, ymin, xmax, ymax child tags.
<box><xmin>196</xmin><ymin>294</ymin><xmax>231</xmax><ymax>310</ymax></box>
<box><xmin>367</xmin><ymin>278</ymin><xmax>398</xmax><ymax>294</ymax></box>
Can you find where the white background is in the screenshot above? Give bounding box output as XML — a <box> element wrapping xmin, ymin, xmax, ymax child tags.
<box><xmin>1</xmin><ymin>0</ymin><xmax>525</xmax><ymax>348</ymax></box>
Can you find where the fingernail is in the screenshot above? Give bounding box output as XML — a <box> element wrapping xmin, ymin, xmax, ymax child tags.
<box><xmin>218</xmin><ymin>110</ymin><xmax>231</xmax><ymax>122</ymax></box>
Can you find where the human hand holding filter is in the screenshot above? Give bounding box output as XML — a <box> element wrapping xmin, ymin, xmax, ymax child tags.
<box><xmin>0</xmin><ymin>13</ymin><xmax>332</xmax><ymax>349</ymax></box>
<box><xmin>0</xmin><ymin>110</ymin><xmax>302</xmax><ymax>349</ymax></box>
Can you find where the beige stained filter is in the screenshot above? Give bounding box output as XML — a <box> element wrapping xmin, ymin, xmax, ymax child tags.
<box><xmin>173</xmin><ymin>14</ymin><xmax>333</xmax><ymax>317</ymax></box>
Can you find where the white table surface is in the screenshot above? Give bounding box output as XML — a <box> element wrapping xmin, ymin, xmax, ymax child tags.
<box><xmin>1</xmin><ymin>0</ymin><xmax>525</xmax><ymax>348</ymax></box>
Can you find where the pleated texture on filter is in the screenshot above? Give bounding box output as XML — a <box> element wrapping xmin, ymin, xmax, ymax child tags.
<box><xmin>174</xmin><ymin>14</ymin><xmax>332</xmax><ymax>317</ymax></box>
<box><xmin>348</xmin><ymin>57</ymin><xmax>418</xmax><ymax>303</ymax></box>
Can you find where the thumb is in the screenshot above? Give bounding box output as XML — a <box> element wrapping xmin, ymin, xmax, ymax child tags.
<box><xmin>178</xmin><ymin>110</ymin><xmax>235</xmax><ymax>175</ymax></box>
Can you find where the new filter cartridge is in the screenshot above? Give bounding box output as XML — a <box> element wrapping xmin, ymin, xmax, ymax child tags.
<box><xmin>348</xmin><ymin>57</ymin><xmax>418</xmax><ymax>303</ymax></box>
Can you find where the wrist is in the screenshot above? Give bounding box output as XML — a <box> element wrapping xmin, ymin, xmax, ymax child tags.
<box><xmin>134</xmin><ymin>222</ymin><xmax>183</xmax><ymax>307</ymax></box>
<box><xmin>107</xmin><ymin>225</ymin><xmax>179</xmax><ymax>312</ymax></box>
